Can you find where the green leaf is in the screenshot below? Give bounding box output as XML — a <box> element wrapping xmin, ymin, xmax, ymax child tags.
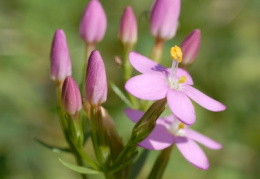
<box><xmin>35</xmin><ymin>139</ymin><xmax>71</xmax><ymax>153</ymax></box>
<box><xmin>110</xmin><ymin>82</ymin><xmax>132</xmax><ymax>107</ymax></box>
<box><xmin>58</xmin><ymin>157</ymin><xmax>101</xmax><ymax>174</ymax></box>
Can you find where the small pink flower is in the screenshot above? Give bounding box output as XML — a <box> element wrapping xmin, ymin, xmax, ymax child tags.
<box><xmin>125</xmin><ymin>50</ymin><xmax>226</xmax><ymax>125</ymax></box>
<box><xmin>79</xmin><ymin>0</ymin><xmax>107</xmax><ymax>44</ymax></box>
<box><xmin>125</xmin><ymin>108</ymin><xmax>222</xmax><ymax>170</ymax></box>
<box><xmin>119</xmin><ymin>6</ymin><xmax>137</xmax><ymax>46</ymax></box>
<box><xmin>85</xmin><ymin>50</ymin><xmax>107</xmax><ymax>105</ymax></box>
<box><xmin>180</xmin><ymin>29</ymin><xmax>201</xmax><ymax>66</ymax></box>
<box><xmin>50</xmin><ymin>29</ymin><xmax>72</xmax><ymax>82</ymax></box>
<box><xmin>62</xmin><ymin>76</ymin><xmax>82</xmax><ymax>116</ymax></box>
<box><xmin>150</xmin><ymin>0</ymin><xmax>180</xmax><ymax>41</ymax></box>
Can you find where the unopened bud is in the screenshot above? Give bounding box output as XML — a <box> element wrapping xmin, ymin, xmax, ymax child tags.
<box><xmin>85</xmin><ymin>50</ymin><xmax>107</xmax><ymax>105</ymax></box>
<box><xmin>62</xmin><ymin>76</ymin><xmax>82</xmax><ymax>118</ymax></box>
<box><xmin>50</xmin><ymin>29</ymin><xmax>72</xmax><ymax>83</ymax></box>
<box><xmin>150</xmin><ymin>0</ymin><xmax>180</xmax><ymax>41</ymax></box>
<box><xmin>79</xmin><ymin>0</ymin><xmax>107</xmax><ymax>44</ymax></box>
<box><xmin>180</xmin><ymin>29</ymin><xmax>201</xmax><ymax>66</ymax></box>
<box><xmin>119</xmin><ymin>6</ymin><xmax>137</xmax><ymax>47</ymax></box>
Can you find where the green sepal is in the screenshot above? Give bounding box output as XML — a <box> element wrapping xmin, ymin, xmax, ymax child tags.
<box><xmin>35</xmin><ymin>139</ymin><xmax>71</xmax><ymax>153</ymax></box>
<box><xmin>58</xmin><ymin>157</ymin><xmax>101</xmax><ymax>174</ymax></box>
<box><xmin>110</xmin><ymin>82</ymin><xmax>132</xmax><ymax>107</ymax></box>
<box><xmin>110</xmin><ymin>150</ymin><xmax>138</xmax><ymax>173</ymax></box>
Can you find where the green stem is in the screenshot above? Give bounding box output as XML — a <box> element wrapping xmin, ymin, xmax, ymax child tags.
<box><xmin>80</xmin><ymin>43</ymin><xmax>95</xmax><ymax>97</ymax></box>
<box><xmin>122</xmin><ymin>45</ymin><xmax>139</xmax><ymax>109</ymax></box>
<box><xmin>148</xmin><ymin>145</ymin><xmax>174</xmax><ymax>179</ymax></box>
<box><xmin>150</xmin><ymin>38</ymin><xmax>164</xmax><ymax>64</ymax></box>
<box><xmin>56</xmin><ymin>84</ymin><xmax>90</xmax><ymax>178</ymax></box>
<box><xmin>112</xmin><ymin>139</ymin><xmax>136</xmax><ymax>168</ymax></box>
<box><xmin>122</xmin><ymin>45</ymin><xmax>133</xmax><ymax>82</ymax></box>
<box><xmin>89</xmin><ymin>105</ymin><xmax>109</xmax><ymax>165</ymax></box>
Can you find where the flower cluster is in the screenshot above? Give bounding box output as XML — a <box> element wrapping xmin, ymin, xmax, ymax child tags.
<box><xmin>43</xmin><ymin>0</ymin><xmax>226</xmax><ymax>178</ymax></box>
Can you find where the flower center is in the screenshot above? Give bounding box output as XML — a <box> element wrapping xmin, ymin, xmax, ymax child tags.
<box><xmin>168</xmin><ymin>46</ymin><xmax>186</xmax><ymax>89</ymax></box>
<box><xmin>168</xmin><ymin>119</ymin><xmax>186</xmax><ymax>137</ymax></box>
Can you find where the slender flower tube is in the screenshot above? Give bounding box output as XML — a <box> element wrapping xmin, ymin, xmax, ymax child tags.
<box><xmin>125</xmin><ymin>46</ymin><xmax>226</xmax><ymax>125</ymax></box>
<box><xmin>50</xmin><ymin>29</ymin><xmax>72</xmax><ymax>83</ymax></box>
<box><xmin>79</xmin><ymin>0</ymin><xmax>107</xmax><ymax>44</ymax></box>
<box><xmin>125</xmin><ymin>109</ymin><xmax>222</xmax><ymax>170</ymax></box>
<box><xmin>61</xmin><ymin>76</ymin><xmax>82</xmax><ymax>118</ymax></box>
<box><xmin>180</xmin><ymin>29</ymin><xmax>201</xmax><ymax>67</ymax></box>
<box><xmin>85</xmin><ymin>50</ymin><xmax>107</xmax><ymax>105</ymax></box>
<box><xmin>150</xmin><ymin>0</ymin><xmax>180</xmax><ymax>41</ymax></box>
<box><xmin>119</xmin><ymin>6</ymin><xmax>137</xmax><ymax>47</ymax></box>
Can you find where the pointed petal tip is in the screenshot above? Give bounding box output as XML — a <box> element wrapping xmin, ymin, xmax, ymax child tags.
<box><xmin>183</xmin><ymin>85</ymin><xmax>227</xmax><ymax>112</ymax></box>
<box><xmin>176</xmin><ymin>137</ymin><xmax>210</xmax><ymax>170</ymax></box>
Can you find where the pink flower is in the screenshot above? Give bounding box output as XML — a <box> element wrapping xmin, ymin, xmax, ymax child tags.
<box><xmin>150</xmin><ymin>0</ymin><xmax>180</xmax><ymax>41</ymax></box>
<box><xmin>125</xmin><ymin>48</ymin><xmax>226</xmax><ymax>125</ymax></box>
<box><xmin>62</xmin><ymin>76</ymin><xmax>82</xmax><ymax>117</ymax></box>
<box><xmin>50</xmin><ymin>29</ymin><xmax>72</xmax><ymax>82</ymax></box>
<box><xmin>79</xmin><ymin>0</ymin><xmax>107</xmax><ymax>44</ymax></box>
<box><xmin>125</xmin><ymin>108</ymin><xmax>222</xmax><ymax>170</ymax></box>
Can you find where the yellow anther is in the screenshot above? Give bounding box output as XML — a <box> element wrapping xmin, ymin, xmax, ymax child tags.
<box><xmin>178</xmin><ymin>123</ymin><xmax>185</xmax><ymax>129</ymax></box>
<box><xmin>178</xmin><ymin>76</ymin><xmax>187</xmax><ymax>84</ymax></box>
<box><xmin>170</xmin><ymin>45</ymin><xmax>183</xmax><ymax>62</ymax></box>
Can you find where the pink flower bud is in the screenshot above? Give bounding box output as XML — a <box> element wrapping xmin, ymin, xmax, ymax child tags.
<box><xmin>119</xmin><ymin>6</ymin><xmax>137</xmax><ymax>46</ymax></box>
<box><xmin>180</xmin><ymin>29</ymin><xmax>201</xmax><ymax>66</ymax></box>
<box><xmin>62</xmin><ymin>76</ymin><xmax>82</xmax><ymax>116</ymax></box>
<box><xmin>79</xmin><ymin>0</ymin><xmax>107</xmax><ymax>44</ymax></box>
<box><xmin>150</xmin><ymin>0</ymin><xmax>181</xmax><ymax>41</ymax></box>
<box><xmin>85</xmin><ymin>50</ymin><xmax>107</xmax><ymax>105</ymax></box>
<box><xmin>50</xmin><ymin>29</ymin><xmax>72</xmax><ymax>82</ymax></box>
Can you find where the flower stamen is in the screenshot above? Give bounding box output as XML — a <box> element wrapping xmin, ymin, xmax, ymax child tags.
<box><xmin>178</xmin><ymin>76</ymin><xmax>187</xmax><ymax>84</ymax></box>
<box><xmin>169</xmin><ymin>46</ymin><xmax>185</xmax><ymax>89</ymax></box>
<box><xmin>178</xmin><ymin>122</ymin><xmax>185</xmax><ymax>129</ymax></box>
<box><xmin>170</xmin><ymin>45</ymin><xmax>183</xmax><ymax>62</ymax></box>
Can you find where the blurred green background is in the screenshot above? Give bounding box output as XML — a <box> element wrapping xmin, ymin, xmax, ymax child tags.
<box><xmin>0</xmin><ymin>0</ymin><xmax>259</xmax><ymax>178</ymax></box>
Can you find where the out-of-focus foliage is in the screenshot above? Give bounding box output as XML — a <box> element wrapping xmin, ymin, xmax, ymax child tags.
<box><xmin>0</xmin><ymin>0</ymin><xmax>259</xmax><ymax>178</ymax></box>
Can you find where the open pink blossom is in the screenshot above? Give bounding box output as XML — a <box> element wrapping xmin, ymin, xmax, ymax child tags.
<box><xmin>125</xmin><ymin>108</ymin><xmax>222</xmax><ymax>170</ymax></box>
<box><xmin>125</xmin><ymin>49</ymin><xmax>226</xmax><ymax>125</ymax></box>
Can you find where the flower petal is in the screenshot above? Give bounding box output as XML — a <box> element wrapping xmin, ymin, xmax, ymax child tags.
<box><xmin>138</xmin><ymin>121</ymin><xmax>174</xmax><ymax>150</ymax></box>
<box><xmin>129</xmin><ymin>52</ymin><xmax>168</xmax><ymax>74</ymax></box>
<box><xmin>182</xmin><ymin>85</ymin><xmax>226</xmax><ymax>112</ymax></box>
<box><xmin>185</xmin><ymin>129</ymin><xmax>222</xmax><ymax>150</ymax></box>
<box><xmin>124</xmin><ymin>108</ymin><xmax>144</xmax><ymax>123</ymax></box>
<box><xmin>167</xmin><ymin>89</ymin><xmax>196</xmax><ymax>125</ymax></box>
<box><xmin>167</xmin><ymin>68</ymin><xmax>193</xmax><ymax>85</ymax></box>
<box><xmin>125</xmin><ymin>73</ymin><xmax>169</xmax><ymax>100</ymax></box>
<box><xmin>176</xmin><ymin>137</ymin><xmax>209</xmax><ymax>170</ymax></box>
